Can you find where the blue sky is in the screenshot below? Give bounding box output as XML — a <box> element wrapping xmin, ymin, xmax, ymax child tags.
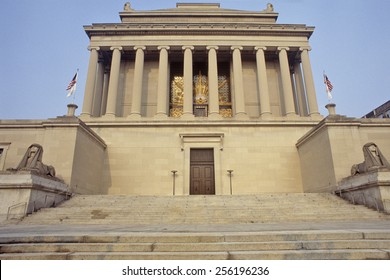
<box><xmin>1</xmin><ymin>0</ymin><xmax>389</xmax><ymax>119</ymax></box>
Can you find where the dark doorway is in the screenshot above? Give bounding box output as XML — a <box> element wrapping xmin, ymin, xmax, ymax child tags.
<box><xmin>190</xmin><ymin>148</ymin><xmax>215</xmax><ymax>195</ymax></box>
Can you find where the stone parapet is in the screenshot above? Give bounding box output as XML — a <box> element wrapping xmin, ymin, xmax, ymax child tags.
<box><xmin>335</xmin><ymin>171</ymin><xmax>390</xmax><ymax>213</ymax></box>
<box><xmin>0</xmin><ymin>171</ymin><xmax>71</xmax><ymax>222</ymax></box>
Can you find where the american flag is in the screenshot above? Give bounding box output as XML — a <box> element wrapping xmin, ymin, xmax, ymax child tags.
<box><xmin>323</xmin><ymin>74</ymin><xmax>333</xmax><ymax>92</ymax></box>
<box><xmin>66</xmin><ymin>71</ymin><xmax>78</xmax><ymax>97</ymax></box>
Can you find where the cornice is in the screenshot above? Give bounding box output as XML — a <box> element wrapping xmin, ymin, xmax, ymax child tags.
<box><xmin>84</xmin><ymin>23</ymin><xmax>314</xmax><ymax>39</ymax></box>
<box><xmin>295</xmin><ymin>116</ymin><xmax>390</xmax><ymax>147</ymax></box>
<box><xmin>78</xmin><ymin>119</ymin><xmax>320</xmax><ymax>129</ymax></box>
<box><xmin>119</xmin><ymin>9</ymin><xmax>279</xmax><ymax>23</ymax></box>
<box><xmin>0</xmin><ymin>118</ymin><xmax>107</xmax><ymax>149</ymax></box>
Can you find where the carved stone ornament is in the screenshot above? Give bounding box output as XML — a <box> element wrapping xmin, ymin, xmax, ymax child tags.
<box><xmin>7</xmin><ymin>144</ymin><xmax>56</xmax><ymax>177</ymax></box>
<box><xmin>351</xmin><ymin>142</ymin><xmax>390</xmax><ymax>175</ymax></box>
<box><xmin>263</xmin><ymin>3</ymin><xmax>274</xmax><ymax>12</ymax></box>
<box><xmin>123</xmin><ymin>2</ymin><xmax>134</xmax><ymax>11</ymax></box>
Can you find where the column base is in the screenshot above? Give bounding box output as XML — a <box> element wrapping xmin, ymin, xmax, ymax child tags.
<box><xmin>127</xmin><ymin>113</ymin><xmax>142</xmax><ymax>120</ymax></box>
<box><xmin>309</xmin><ymin>112</ymin><xmax>323</xmax><ymax>120</ymax></box>
<box><xmin>285</xmin><ymin>112</ymin><xmax>299</xmax><ymax>119</ymax></box>
<box><xmin>234</xmin><ymin>112</ymin><xmax>249</xmax><ymax>120</ymax></box>
<box><xmin>208</xmin><ymin>113</ymin><xmax>223</xmax><ymax>120</ymax></box>
<box><xmin>181</xmin><ymin>113</ymin><xmax>195</xmax><ymax>120</ymax></box>
<box><xmin>154</xmin><ymin>113</ymin><xmax>169</xmax><ymax>120</ymax></box>
<box><xmin>101</xmin><ymin>113</ymin><xmax>117</xmax><ymax>120</ymax></box>
<box><xmin>260</xmin><ymin>112</ymin><xmax>272</xmax><ymax>120</ymax></box>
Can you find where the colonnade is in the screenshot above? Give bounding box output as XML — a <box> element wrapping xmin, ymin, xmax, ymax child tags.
<box><xmin>81</xmin><ymin>45</ymin><xmax>320</xmax><ymax>119</ymax></box>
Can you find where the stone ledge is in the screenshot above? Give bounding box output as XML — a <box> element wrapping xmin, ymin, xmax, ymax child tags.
<box><xmin>335</xmin><ymin>171</ymin><xmax>390</xmax><ymax>214</ymax></box>
<box><xmin>0</xmin><ymin>172</ymin><xmax>72</xmax><ymax>222</ymax></box>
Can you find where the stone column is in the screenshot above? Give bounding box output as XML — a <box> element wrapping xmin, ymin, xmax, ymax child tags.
<box><xmin>231</xmin><ymin>46</ymin><xmax>247</xmax><ymax>118</ymax></box>
<box><xmin>182</xmin><ymin>46</ymin><xmax>194</xmax><ymax>118</ymax></box>
<box><xmin>294</xmin><ymin>62</ymin><xmax>308</xmax><ymax>116</ymax></box>
<box><xmin>255</xmin><ymin>47</ymin><xmax>272</xmax><ymax>118</ymax></box>
<box><xmin>92</xmin><ymin>60</ymin><xmax>105</xmax><ymax>117</ymax></box>
<box><xmin>300</xmin><ymin>47</ymin><xmax>320</xmax><ymax>117</ymax></box>
<box><xmin>129</xmin><ymin>46</ymin><xmax>146</xmax><ymax>118</ymax></box>
<box><xmin>155</xmin><ymin>46</ymin><xmax>170</xmax><ymax>119</ymax></box>
<box><xmin>81</xmin><ymin>46</ymin><xmax>100</xmax><ymax>117</ymax></box>
<box><xmin>100</xmin><ymin>67</ymin><xmax>110</xmax><ymax>116</ymax></box>
<box><xmin>207</xmin><ymin>46</ymin><xmax>221</xmax><ymax>119</ymax></box>
<box><xmin>105</xmin><ymin>46</ymin><xmax>122</xmax><ymax>117</ymax></box>
<box><xmin>278</xmin><ymin>47</ymin><xmax>297</xmax><ymax>117</ymax></box>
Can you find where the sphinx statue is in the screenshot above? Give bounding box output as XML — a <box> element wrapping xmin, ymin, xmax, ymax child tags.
<box><xmin>351</xmin><ymin>142</ymin><xmax>390</xmax><ymax>175</ymax></box>
<box><xmin>123</xmin><ymin>2</ymin><xmax>133</xmax><ymax>11</ymax></box>
<box><xmin>262</xmin><ymin>3</ymin><xmax>274</xmax><ymax>12</ymax></box>
<box><xmin>8</xmin><ymin>144</ymin><xmax>56</xmax><ymax>177</ymax></box>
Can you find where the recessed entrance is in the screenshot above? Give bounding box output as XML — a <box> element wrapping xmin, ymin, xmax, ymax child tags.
<box><xmin>190</xmin><ymin>148</ymin><xmax>215</xmax><ymax>195</ymax></box>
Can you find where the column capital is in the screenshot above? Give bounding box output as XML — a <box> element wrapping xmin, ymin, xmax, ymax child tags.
<box><xmin>182</xmin><ymin>45</ymin><xmax>194</xmax><ymax>51</ymax></box>
<box><xmin>134</xmin><ymin>46</ymin><xmax>146</xmax><ymax>51</ymax></box>
<box><xmin>299</xmin><ymin>46</ymin><xmax>312</xmax><ymax>52</ymax></box>
<box><xmin>110</xmin><ymin>46</ymin><xmax>123</xmax><ymax>51</ymax></box>
<box><xmin>277</xmin><ymin>46</ymin><xmax>290</xmax><ymax>52</ymax></box>
<box><xmin>87</xmin><ymin>46</ymin><xmax>100</xmax><ymax>51</ymax></box>
<box><xmin>254</xmin><ymin>46</ymin><xmax>267</xmax><ymax>51</ymax></box>
<box><xmin>157</xmin><ymin>46</ymin><xmax>170</xmax><ymax>51</ymax></box>
<box><xmin>206</xmin><ymin>46</ymin><xmax>219</xmax><ymax>51</ymax></box>
<box><xmin>231</xmin><ymin>46</ymin><xmax>243</xmax><ymax>51</ymax></box>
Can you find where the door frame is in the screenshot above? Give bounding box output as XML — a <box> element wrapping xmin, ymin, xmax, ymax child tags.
<box><xmin>179</xmin><ymin>133</ymin><xmax>224</xmax><ymax>195</ymax></box>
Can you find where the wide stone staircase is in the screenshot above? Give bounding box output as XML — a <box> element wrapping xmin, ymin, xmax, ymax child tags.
<box><xmin>1</xmin><ymin>193</ymin><xmax>390</xmax><ymax>259</ymax></box>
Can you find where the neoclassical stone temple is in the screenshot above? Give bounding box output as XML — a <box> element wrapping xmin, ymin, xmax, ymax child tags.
<box><xmin>1</xmin><ymin>2</ymin><xmax>389</xmax><ymax>198</ymax></box>
<box><xmin>81</xmin><ymin>2</ymin><xmax>320</xmax><ymax>120</ymax></box>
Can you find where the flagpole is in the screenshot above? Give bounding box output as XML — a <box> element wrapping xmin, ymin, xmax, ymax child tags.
<box><xmin>323</xmin><ymin>71</ymin><xmax>336</xmax><ymax>115</ymax></box>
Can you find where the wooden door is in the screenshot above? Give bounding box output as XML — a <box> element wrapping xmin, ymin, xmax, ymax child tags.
<box><xmin>190</xmin><ymin>149</ymin><xmax>215</xmax><ymax>195</ymax></box>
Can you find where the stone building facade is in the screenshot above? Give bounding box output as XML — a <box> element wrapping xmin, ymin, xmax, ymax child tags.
<box><xmin>1</xmin><ymin>3</ymin><xmax>390</xmax><ymax>197</ymax></box>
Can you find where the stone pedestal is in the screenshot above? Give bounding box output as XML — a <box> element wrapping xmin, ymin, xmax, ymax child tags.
<box><xmin>335</xmin><ymin>170</ymin><xmax>390</xmax><ymax>213</ymax></box>
<box><xmin>325</xmin><ymin>103</ymin><xmax>336</xmax><ymax>115</ymax></box>
<box><xmin>67</xmin><ymin>103</ymin><xmax>78</xmax><ymax>117</ymax></box>
<box><xmin>0</xmin><ymin>171</ymin><xmax>71</xmax><ymax>222</ymax></box>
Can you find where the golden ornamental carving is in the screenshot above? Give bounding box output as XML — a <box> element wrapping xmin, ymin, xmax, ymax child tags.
<box><xmin>170</xmin><ymin>107</ymin><xmax>183</xmax><ymax>118</ymax></box>
<box><xmin>170</xmin><ymin>76</ymin><xmax>184</xmax><ymax>106</ymax></box>
<box><xmin>194</xmin><ymin>71</ymin><xmax>208</xmax><ymax>105</ymax></box>
<box><xmin>218</xmin><ymin>75</ymin><xmax>231</xmax><ymax>105</ymax></box>
<box><xmin>219</xmin><ymin>108</ymin><xmax>233</xmax><ymax>118</ymax></box>
<box><xmin>169</xmin><ymin>70</ymin><xmax>232</xmax><ymax>117</ymax></box>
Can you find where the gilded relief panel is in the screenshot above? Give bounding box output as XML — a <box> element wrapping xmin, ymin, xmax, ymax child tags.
<box><xmin>169</xmin><ymin>69</ymin><xmax>232</xmax><ymax>118</ymax></box>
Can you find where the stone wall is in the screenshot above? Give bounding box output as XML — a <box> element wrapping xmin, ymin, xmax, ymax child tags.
<box><xmin>87</xmin><ymin>121</ymin><xmax>314</xmax><ymax>195</ymax></box>
<box><xmin>297</xmin><ymin>116</ymin><xmax>390</xmax><ymax>192</ymax></box>
<box><xmin>0</xmin><ymin>117</ymin><xmax>107</xmax><ymax>195</ymax></box>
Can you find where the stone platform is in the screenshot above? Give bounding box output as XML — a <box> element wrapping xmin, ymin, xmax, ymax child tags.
<box><xmin>336</xmin><ymin>170</ymin><xmax>390</xmax><ymax>213</ymax></box>
<box><xmin>0</xmin><ymin>171</ymin><xmax>71</xmax><ymax>222</ymax></box>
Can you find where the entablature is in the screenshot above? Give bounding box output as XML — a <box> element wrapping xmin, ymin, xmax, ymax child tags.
<box><xmin>84</xmin><ymin>23</ymin><xmax>314</xmax><ymax>39</ymax></box>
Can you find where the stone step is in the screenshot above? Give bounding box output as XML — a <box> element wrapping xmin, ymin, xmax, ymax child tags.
<box><xmin>7</xmin><ymin>239</ymin><xmax>388</xmax><ymax>254</ymax></box>
<box><xmin>56</xmin><ymin>194</ymin><xmax>350</xmax><ymax>205</ymax></box>
<box><xmin>37</xmin><ymin>203</ymin><xmax>372</xmax><ymax>211</ymax></box>
<box><xmin>2</xmin><ymin>230</ymin><xmax>390</xmax><ymax>244</ymax></box>
<box><xmin>23</xmin><ymin>215</ymin><xmax>386</xmax><ymax>224</ymax></box>
<box><xmin>30</xmin><ymin>211</ymin><xmax>377</xmax><ymax>220</ymax></box>
<box><xmin>229</xmin><ymin>249</ymin><xmax>390</xmax><ymax>260</ymax></box>
<box><xmin>1</xmin><ymin>249</ymin><xmax>389</xmax><ymax>260</ymax></box>
<box><xmin>2</xmin><ymin>229</ymin><xmax>390</xmax><ymax>260</ymax></box>
<box><xmin>0</xmin><ymin>252</ymin><xmax>229</xmax><ymax>260</ymax></box>
<box><xmin>17</xmin><ymin>193</ymin><xmax>389</xmax><ymax>228</ymax></box>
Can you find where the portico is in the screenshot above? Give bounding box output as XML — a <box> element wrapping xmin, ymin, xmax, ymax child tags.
<box><xmin>81</xmin><ymin>3</ymin><xmax>320</xmax><ymax>120</ymax></box>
